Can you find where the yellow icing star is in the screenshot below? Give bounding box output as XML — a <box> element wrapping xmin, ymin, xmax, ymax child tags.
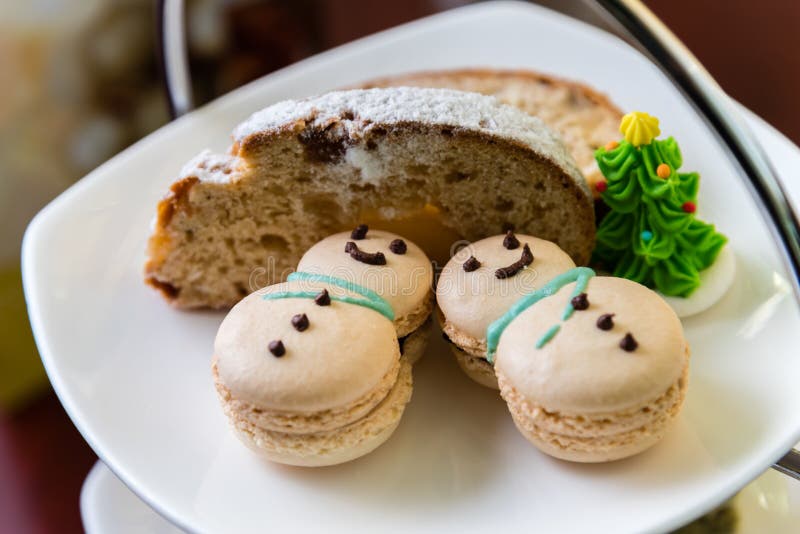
<box><xmin>620</xmin><ymin>111</ymin><xmax>660</xmax><ymax>147</ymax></box>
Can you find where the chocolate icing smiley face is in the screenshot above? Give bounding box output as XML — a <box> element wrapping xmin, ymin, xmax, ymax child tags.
<box><xmin>296</xmin><ymin>226</ymin><xmax>433</xmax><ymax>338</ymax></box>
<box><xmin>436</xmin><ymin>233</ymin><xmax>576</xmax><ymax>349</ymax></box>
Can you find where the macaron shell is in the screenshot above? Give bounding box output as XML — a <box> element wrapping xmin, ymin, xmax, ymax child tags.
<box><xmin>213</xmin><ymin>357</ymin><xmax>400</xmax><ymax>434</ymax></box>
<box><xmin>499</xmin><ymin>364</ymin><xmax>688</xmax><ymax>462</ymax></box>
<box><xmin>228</xmin><ymin>358</ymin><xmax>413</xmax><ymax>467</ymax></box>
<box><xmin>214</xmin><ymin>280</ymin><xmax>399</xmax><ymax>413</ymax></box>
<box><xmin>451</xmin><ymin>346</ymin><xmax>499</xmax><ymax>389</ymax></box>
<box><xmin>296</xmin><ymin>230</ymin><xmax>433</xmax><ymax>334</ymax></box>
<box><xmin>495</xmin><ymin>276</ymin><xmax>688</xmax><ymax>414</ymax></box>
<box><xmin>436</xmin><ymin>234</ymin><xmax>575</xmax><ymax>342</ymax></box>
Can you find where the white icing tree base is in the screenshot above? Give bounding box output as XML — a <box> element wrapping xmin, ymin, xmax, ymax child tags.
<box><xmin>660</xmin><ymin>246</ymin><xmax>735</xmax><ymax>318</ymax></box>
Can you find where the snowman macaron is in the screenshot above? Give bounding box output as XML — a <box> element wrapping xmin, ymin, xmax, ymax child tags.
<box><xmin>296</xmin><ymin>225</ymin><xmax>433</xmax><ymax>363</ymax></box>
<box><xmin>436</xmin><ymin>232</ymin><xmax>576</xmax><ymax>388</ymax></box>
<box><xmin>213</xmin><ymin>277</ymin><xmax>412</xmax><ymax>466</ymax></box>
<box><xmin>492</xmin><ymin>269</ymin><xmax>690</xmax><ymax>462</ymax></box>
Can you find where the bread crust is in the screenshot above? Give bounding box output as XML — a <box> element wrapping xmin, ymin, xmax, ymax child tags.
<box><xmin>358</xmin><ymin>67</ymin><xmax>621</xmax><ymax>114</ymax></box>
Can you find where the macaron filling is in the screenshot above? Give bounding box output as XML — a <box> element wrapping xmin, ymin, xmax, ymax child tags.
<box><xmin>498</xmin><ymin>365</ymin><xmax>687</xmax><ymax>461</ymax></box>
<box><xmin>213</xmin><ymin>357</ymin><xmax>402</xmax><ymax>435</ymax></box>
<box><xmin>226</xmin><ymin>360</ymin><xmax>413</xmax><ymax>466</ymax></box>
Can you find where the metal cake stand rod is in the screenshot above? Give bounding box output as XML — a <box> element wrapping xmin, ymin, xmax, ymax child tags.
<box><xmin>157</xmin><ymin>0</ymin><xmax>800</xmax><ymax>480</ymax></box>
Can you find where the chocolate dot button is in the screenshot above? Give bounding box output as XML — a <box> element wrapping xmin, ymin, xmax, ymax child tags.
<box><xmin>596</xmin><ymin>313</ymin><xmax>615</xmax><ymax>330</ymax></box>
<box><xmin>570</xmin><ymin>293</ymin><xmax>589</xmax><ymax>310</ymax></box>
<box><xmin>314</xmin><ymin>289</ymin><xmax>331</xmax><ymax>306</ymax></box>
<box><xmin>268</xmin><ymin>340</ymin><xmax>286</xmax><ymax>357</ymax></box>
<box><xmin>619</xmin><ymin>333</ymin><xmax>638</xmax><ymax>352</ymax></box>
<box><xmin>291</xmin><ymin>313</ymin><xmax>309</xmax><ymax>331</ymax></box>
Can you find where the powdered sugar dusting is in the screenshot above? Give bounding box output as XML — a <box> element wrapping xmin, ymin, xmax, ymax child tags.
<box><xmin>233</xmin><ymin>88</ymin><xmax>587</xmax><ymax>193</ymax></box>
<box><xmin>180</xmin><ymin>150</ymin><xmax>240</xmax><ymax>183</ymax></box>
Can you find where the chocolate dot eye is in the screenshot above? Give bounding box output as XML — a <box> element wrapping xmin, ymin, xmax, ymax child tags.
<box><xmin>596</xmin><ymin>313</ymin><xmax>615</xmax><ymax>330</ymax></box>
<box><xmin>314</xmin><ymin>289</ymin><xmax>331</xmax><ymax>306</ymax></box>
<box><xmin>619</xmin><ymin>332</ymin><xmax>638</xmax><ymax>352</ymax></box>
<box><xmin>462</xmin><ymin>256</ymin><xmax>481</xmax><ymax>272</ymax></box>
<box><xmin>570</xmin><ymin>293</ymin><xmax>589</xmax><ymax>310</ymax></box>
<box><xmin>503</xmin><ymin>230</ymin><xmax>520</xmax><ymax>250</ymax></box>
<box><xmin>344</xmin><ymin>241</ymin><xmax>387</xmax><ymax>265</ymax></box>
<box><xmin>268</xmin><ymin>340</ymin><xmax>286</xmax><ymax>357</ymax></box>
<box><xmin>350</xmin><ymin>224</ymin><xmax>368</xmax><ymax>240</ymax></box>
<box><xmin>291</xmin><ymin>313</ymin><xmax>309</xmax><ymax>331</ymax></box>
<box><xmin>389</xmin><ymin>239</ymin><xmax>407</xmax><ymax>255</ymax></box>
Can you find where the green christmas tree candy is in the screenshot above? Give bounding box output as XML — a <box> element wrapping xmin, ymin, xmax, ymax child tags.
<box><xmin>592</xmin><ymin>112</ymin><xmax>727</xmax><ymax>297</ymax></box>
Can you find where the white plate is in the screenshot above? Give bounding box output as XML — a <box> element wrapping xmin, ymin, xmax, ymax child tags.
<box><xmin>81</xmin><ymin>462</ymin><xmax>184</xmax><ymax>534</ymax></box>
<box><xmin>23</xmin><ymin>2</ymin><xmax>800</xmax><ymax>533</ymax></box>
<box><xmin>79</xmin><ymin>460</ymin><xmax>800</xmax><ymax>534</ymax></box>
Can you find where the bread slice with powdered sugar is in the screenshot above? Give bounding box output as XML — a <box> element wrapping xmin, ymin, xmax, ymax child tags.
<box><xmin>144</xmin><ymin>87</ymin><xmax>595</xmax><ymax>308</ymax></box>
<box><xmin>358</xmin><ymin>69</ymin><xmax>623</xmax><ymax>192</ymax></box>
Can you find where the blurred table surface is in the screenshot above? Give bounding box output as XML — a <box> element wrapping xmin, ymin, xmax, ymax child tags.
<box><xmin>1</xmin><ymin>1</ymin><xmax>798</xmax><ymax>533</ymax></box>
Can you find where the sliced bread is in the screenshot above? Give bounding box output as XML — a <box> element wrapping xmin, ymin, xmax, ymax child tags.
<box><xmin>144</xmin><ymin>87</ymin><xmax>594</xmax><ymax>308</ymax></box>
<box><xmin>358</xmin><ymin>69</ymin><xmax>623</xmax><ymax>192</ymax></box>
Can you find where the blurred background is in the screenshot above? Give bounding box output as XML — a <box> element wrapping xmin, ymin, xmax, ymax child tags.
<box><xmin>0</xmin><ymin>0</ymin><xmax>798</xmax><ymax>531</ymax></box>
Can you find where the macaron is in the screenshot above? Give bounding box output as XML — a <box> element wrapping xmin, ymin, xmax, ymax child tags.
<box><xmin>212</xmin><ymin>279</ymin><xmax>412</xmax><ymax>466</ymax></box>
<box><xmin>436</xmin><ymin>232</ymin><xmax>575</xmax><ymax>388</ymax></box>
<box><xmin>493</xmin><ymin>271</ymin><xmax>689</xmax><ymax>462</ymax></box>
<box><xmin>296</xmin><ymin>225</ymin><xmax>434</xmax><ymax>364</ymax></box>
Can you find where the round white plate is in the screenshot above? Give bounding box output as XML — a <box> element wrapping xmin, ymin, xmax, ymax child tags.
<box><xmin>23</xmin><ymin>2</ymin><xmax>800</xmax><ymax>533</ymax></box>
<box><xmin>81</xmin><ymin>462</ymin><xmax>184</xmax><ymax>534</ymax></box>
<box><xmin>80</xmin><ymin>460</ymin><xmax>800</xmax><ymax>534</ymax></box>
